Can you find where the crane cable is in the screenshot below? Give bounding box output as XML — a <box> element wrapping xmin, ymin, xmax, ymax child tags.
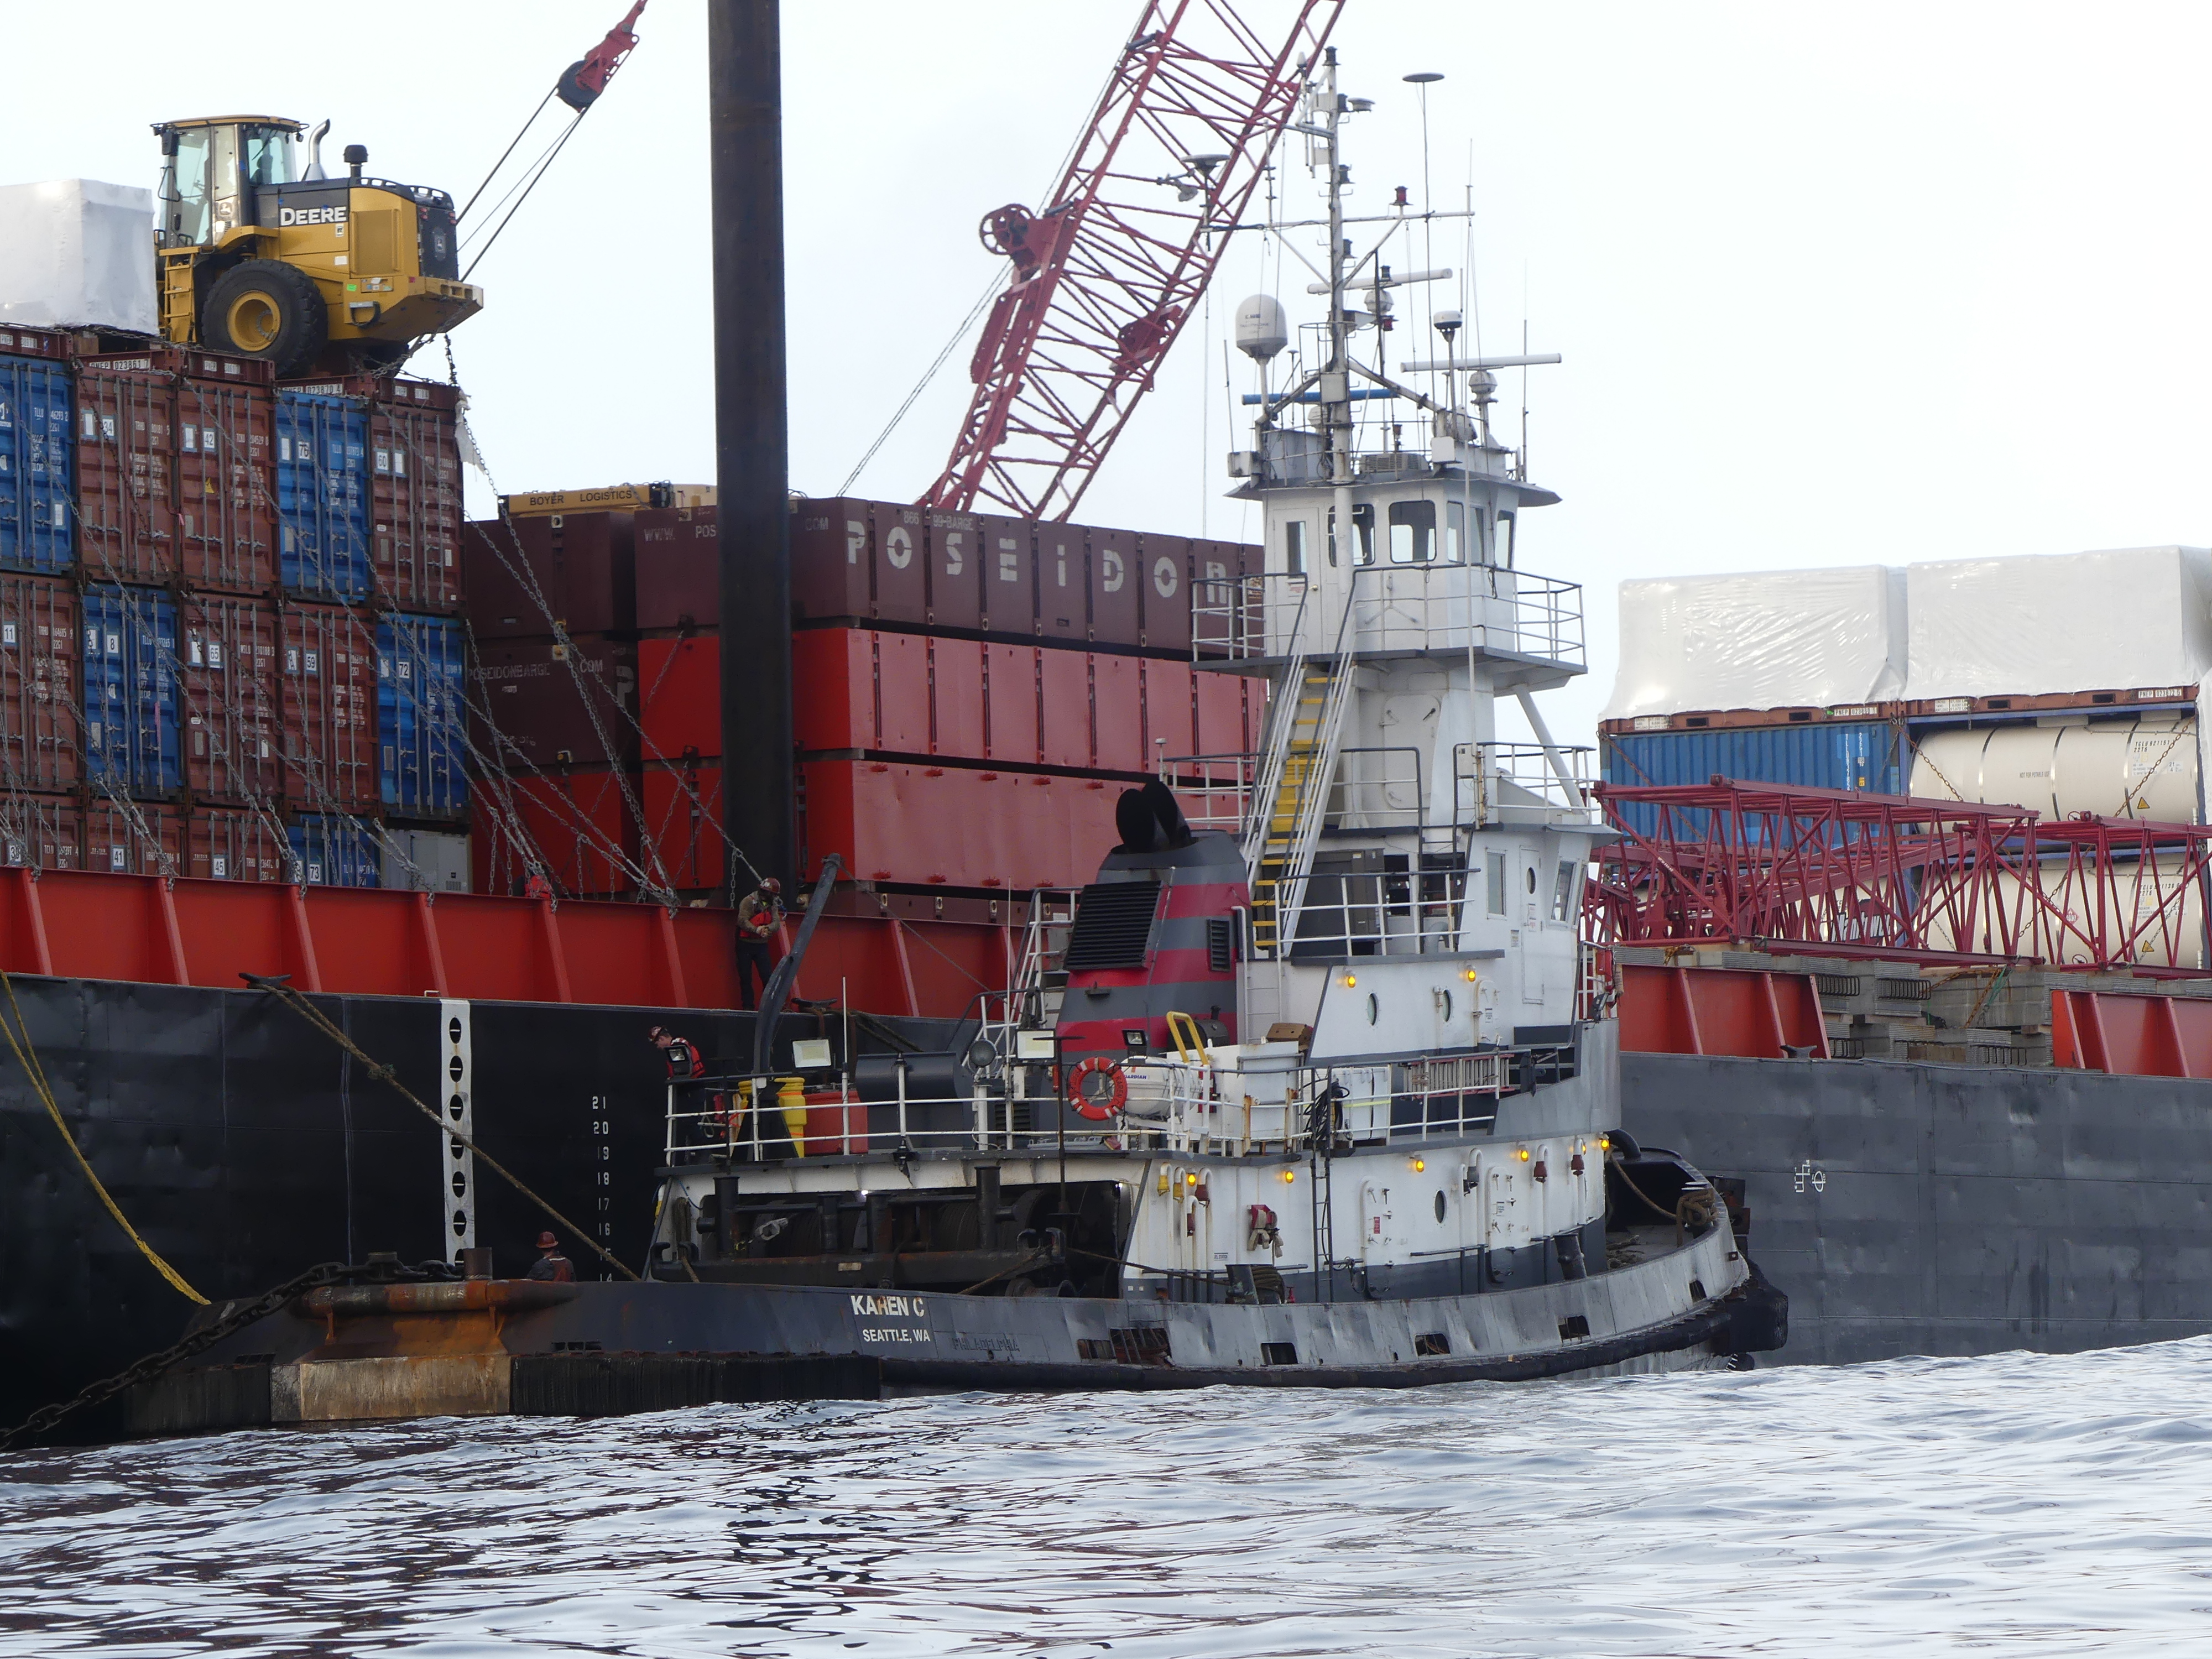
<box><xmin>0</xmin><ymin>970</ymin><xmax>207</xmax><ymax>1305</ymax></box>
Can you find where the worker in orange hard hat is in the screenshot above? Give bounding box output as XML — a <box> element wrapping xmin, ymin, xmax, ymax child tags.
<box><xmin>526</xmin><ymin>1230</ymin><xmax>574</xmax><ymax>1282</ymax></box>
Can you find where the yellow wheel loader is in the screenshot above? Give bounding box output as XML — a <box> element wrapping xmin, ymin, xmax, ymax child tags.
<box><xmin>153</xmin><ymin>116</ymin><xmax>483</xmax><ymax>378</ymax></box>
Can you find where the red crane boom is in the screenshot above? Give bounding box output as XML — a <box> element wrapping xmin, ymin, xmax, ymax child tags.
<box><xmin>919</xmin><ymin>0</ymin><xmax>1344</xmax><ymax>520</ymax></box>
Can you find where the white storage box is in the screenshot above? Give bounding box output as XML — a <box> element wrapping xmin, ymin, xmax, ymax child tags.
<box><xmin>0</xmin><ymin>179</ymin><xmax>157</xmax><ymax>333</ymax></box>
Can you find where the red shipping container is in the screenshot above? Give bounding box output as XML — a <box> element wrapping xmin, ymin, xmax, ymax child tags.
<box><xmin>277</xmin><ymin>601</ymin><xmax>379</xmax><ymax>810</ymax></box>
<box><xmin>640</xmin><ymin>762</ymin><xmax>726</xmax><ymax>889</ymax></box>
<box><xmin>0</xmin><ymin>792</ymin><xmax>81</xmax><ymax>871</ymax></box>
<box><xmin>873</xmin><ymin>630</ymin><xmax>929</xmax><ymax>754</ymax></box>
<box><xmin>0</xmin><ymin>325</ymin><xmax>71</xmax><ymax>360</ymax></box>
<box><xmin>1037</xmin><ymin>646</ymin><xmax>1091</xmax><ymax>769</ymax></box>
<box><xmin>789</xmin><ymin>497</ymin><xmax>872</xmax><ymax>623</ymax></box>
<box><xmin>792</xmin><ymin>627</ymin><xmax>869</xmax><ymax>753</ymax></box>
<box><xmin>1143</xmin><ymin>657</ymin><xmax>1196</xmax><ymax>760</ymax></box>
<box><xmin>190</xmin><ymin>805</ymin><xmax>290</xmax><ymax>882</ymax></box>
<box><xmin>930</xmin><ymin>637</ymin><xmax>986</xmax><ymax>759</ymax></box>
<box><xmin>635</xmin><ymin>505</ymin><xmax>721</xmax><ymax>630</ymax></box>
<box><xmin>1036</xmin><ymin>521</ymin><xmax>1088</xmax><ymax>641</ymax></box>
<box><xmin>1088</xmin><ymin>526</ymin><xmax>1142</xmax><ymax>650</ymax></box>
<box><xmin>638</xmin><ymin>634</ymin><xmax>721</xmax><ymax>762</ymax></box>
<box><xmin>0</xmin><ymin>575</ymin><xmax>79</xmax><ymax>791</ymax></box>
<box><xmin>462</xmin><ymin>510</ymin><xmax>633</xmax><ymax>638</ymax></box>
<box><xmin>75</xmin><ymin>354</ymin><xmax>177</xmax><ymax>585</ymax></box>
<box><xmin>1194</xmin><ymin>667</ymin><xmax>1250</xmax><ymax>757</ymax></box>
<box><xmin>874</xmin><ymin>505</ymin><xmax>927</xmax><ymax>627</ymax></box>
<box><xmin>174</xmin><ymin>373</ymin><xmax>276</xmax><ymax>592</ymax></box>
<box><xmin>976</xmin><ymin>513</ymin><xmax>1034</xmax><ymax>636</ymax></box>
<box><xmin>1091</xmin><ymin>653</ymin><xmax>1146</xmax><ymax>774</ymax></box>
<box><xmin>801</xmin><ymin>761</ymin><xmax>1116</xmax><ymax>892</ymax></box>
<box><xmin>179</xmin><ymin>593</ymin><xmax>281</xmax><ymax>804</ymax></box>
<box><xmin>368</xmin><ymin>380</ymin><xmax>464</xmax><ymax>611</ymax></box>
<box><xmin>472</xmin><ymin>636</ymin><xmax>639</xmax><ymax>769</ymax></box>
<box><xmin>1139</xmin><ymin>531</ymin><xmax>1192</xmax><ymax>655</ymax></box>
<box><xmin>985</xmin><ymin>643</ymin><xmax>1037</xmax><ymax>763</ymax></box>
<box><xmin>472</xmin><ymin>766</ymin><xmax>640</xmax><ymax>898</ymax></box>
<box><xmin>82</xmin><ymin>797</ymin><xmax>187</xmax><ymax>877</ymax></box>
<box><xmin>924</xmin><ymin>510</ymin><xmax>981</xmax><ymax>631</ymax></box>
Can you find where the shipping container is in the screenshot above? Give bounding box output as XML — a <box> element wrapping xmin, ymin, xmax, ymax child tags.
<box><xmin>377</xmin><ymin>613</ymin><xmax>468</xmax><ymax>817</ymax></box>
<box><xmin>1192</xmin><ymin>664</ymin><xmax>1253</xmax><ymax>757</ymax></box>
<box><xmin>471</xmin><ymin>766</ymin><xmax>640</xmax><ymax>898</ymax></box>
<box><xmin>874</xmin><ymin>505</ymin><xmax>927</xmax><ymax>628</ymax></box>
<box><xmin>274</xmin><ymin>389</ymin><xmax>369</xmax><ymax>598</ymax></box>
<box><xmin>638</xmin><ymin>633</ymin><xmax>720</xmax><ymax>761</ymax></box>
<box><xmin>1091</xmin><ymin>651</ymin><xmax>1146</xmax><ymax>773</ymax></box>
<box><xmin>82</xmin><ymin>796</ymin><xmax>186</xmax><ymax>877</ymax></box>
<box><xmin>1088</xmin><ymin>525</ymin><xmax>1141</xmax><ymax>650</ymax></box>
<box><xmin>0</xmin><ymin>574</ymin><xmax>78</xmax><ymax>790</ymax></box>
<box><xmin>0</xmin><ymin>791</ymin><xmax>80</xmax><ymax>871</ymax></box>
<box><xmin>1037</xmin><ymin>646</ymin><xmax>1091</xmax><ymax>768</ymax></box>
<box><xmin>276</xmin><ymin>600</ymin><xmax>379</xmax><ymax>811</ymax></box>
<box><xmin>0</xmin><ymin>352</ymin><xmax>72</xmax><ymax>574</ymax></box>
<box><xmin>287</xmin><ymin>813</ymin><xmax>381</xmax><ymax>887</ymax></box>
<box><xmin>461</xmin><ymin>510</ymin><xmax>632</xmax><ymax>638</ymax></box>
<box><xmin>634</xmin><ymin>505</ymin><xmax>719</xmax><ymax>630</ymax></box>
<box><xmin>789</xmin><ymin>497</ymin><xmax>871</xmax><ymax>623</ymax></box>
<box><xmin>640</xmin><ymin>762</ymin><xmax>725</xmax><ymax>890</ymax></box>
<box><xmin>1138</xmin><ymin>531</ymin><xmax>1193</xmax><ymax>655</ymax></box>
<box><xmin>75</xmin><ymin>354</ymin><xmax>176</xmax><ymax>585</ymax></box>
<box><xmin>177</xmin><ymin>591</ymin><xmax>281</xmax><ymax>804</ymax></box>
<box><xmin>379</xmin><ymin>825</ymin><xmax>472</xmax><ymax>893</ymax></box>
<box><xmin>975</xmin><ymin>512</ymin><xmax>1035</xmax><ymax>636</ymax></box>
<box><xmin>174</xmin><ymin>371</ymin><xmax>276</xmax><ymax>591</ymax></box>
<box><xmin>1036</xmin><ymin>520</ymin><xmax>1089</xmax><ymax>641</ymax></box>
<box><xmin>82</xmin><ymin>584</ymin><xmax>179</xmax><ymax>795</ymax></box>
<box><xmin>800</xmin><ymin>760</ymin><xmax>1120</xmax><ymax>891</ymax></box>
<box><xmin>792</xmin><ymin>627</ymin><xmax>865</xmax><ymax>755</ymax></box>
<box><xmin>1144</xmin><ymin>657</ymin><xmax>1196</xmax><ymax>759</ymax></box>
<box><xmin>471</xmin><ymin>635</ymin><xmax>638</xmax><ymax>769</ymax></box>
<box><xmin>924</xmin><ymin>510</ymin><xmax>982</xmax><ymax>632</ymax></box>
<box><xmin>1600</xmin><ymin>720</ymin><xmax>1906</xmax><ymax>838</ymax></box>
<box><xmin>0</xmin><ymin>327</ymin><xmax>70</xmax><ymax>362</ymax></box>
<box><xmin>873</xmin><ymin>630</ymin><xmax>930</xmax><ymax>753</ymax></box>
<box><xmin>931</xmin><ymin>636</ymin><xmax>986</xmax><ymax>758</ymax></box>
<box><xmin>368</xmin><ymin>379</ymin><xmax>464</xmax><ymax>611</ymax></box>
<box><xmin>985</xmin><ymin>641</ymin><xmax>1038</xmax><ymax>763</ymax></box>
<box><xmin>189</xmin><ymin>805</ymin><xmax>289</xmax><ymax>883</ymax></box>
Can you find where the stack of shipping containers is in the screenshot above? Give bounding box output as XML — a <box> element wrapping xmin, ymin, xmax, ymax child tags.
<box><xmin>464</xmin><ymin>494</ymin><xmax>1264</xmax><ymax>914</ymax></box>
<box><xmin>0</xmin><ymin>325</ymin><xmax>468</xmax><ymax>889</ymax></box>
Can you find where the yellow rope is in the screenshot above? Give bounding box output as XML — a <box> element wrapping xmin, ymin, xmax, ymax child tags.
<box><xmin>1</xmin><ymin>971</ymin><xmax>206</xmax><ymax>1305</ymax></box>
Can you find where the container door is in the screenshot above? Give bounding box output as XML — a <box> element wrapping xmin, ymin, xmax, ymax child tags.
<box><xmin>1088</xmin><ymin>526</ymin><xmax>1141</xmax><ymax>650</ymax></box>
<box><xmin>925</xmin><ymin>511</ymin><xmax>982</xmax><ymax>631</ymax></box>
<box><xmin>976</xmin><ymin>513</ymin><xmax>1035</xmax><ymax>637</ymax></box>
<box><xmin>930</xmin><ymin>636</ymin><xmax>987</xmax><ymax>760</ymax></box>
<box><xmin>1037</xmin><ymin>647</ymin><xmax>1091</xmax><ymax>768</ymax></box>
<box><xmin>1037</xmin><ymin>522</ymin><xmax>1087</xmax><ymax>640</ymax></box>
<box><xmin>1139</xmin><ymin>533</ymin><xmax>1191</xmax><ymax>655</ymax></box>
<box><xmin>985</xmin><ymin>643</ymin><xmax>1039</xmax><ymax>764</ymax></box>
<box><xmin>873</xmin><ymin>630</ymin><xmax>930</xmax><ymax>754</ymax></box>
<box><xmin>1092</xmin><ymin>653</ymin><xmax>1144</xmax><ymax>773</ymax></box>
<box><xmin>874</xmin><ymin>506</ymin><xmax>927</xmax><ymax>627</ymax></box>
<box><xmin>77</xmin><ymin>360</ymin><xmax>176</xmax><ymax>584</ymax></box>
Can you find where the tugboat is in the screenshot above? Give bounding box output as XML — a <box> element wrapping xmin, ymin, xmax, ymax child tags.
<box><xmin>123</xmin><ymin>53</ymin><xmax>1782</xmax><ymax>1431</ymax></box>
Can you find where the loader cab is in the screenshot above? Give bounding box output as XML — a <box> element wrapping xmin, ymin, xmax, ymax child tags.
<box><xmin>156</xmin><ymin>117</ymin><xmax>303</xmax><ymax>248</ymax></box>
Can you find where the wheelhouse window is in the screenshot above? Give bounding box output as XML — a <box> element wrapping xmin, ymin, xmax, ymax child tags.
<box><xmin>1496</xmin><ymin>512</ymin><xmax>1516</xmax><ymax>569</ymax></box>
<box><xmin>1551</xmin><ymin>859</ymin><xmax>1578</xmax><ymax>924</ymax></box>
<box><xmin>1283</xmin><ymin>518</ymin><xmax>1307</xmax><ymax>577</ymax></box>
<box><xmin>1444</xmin><ymin>501</ymin><xmax>1467</xmax><ymax>563</ymax></box>
<box><xmin>1486</xmin><ymin>850</ymin><xmax>1506</xmax><ymax>916</ymax></box>
<box><xmin>1387</xmin><ymin>500</ymin><xmax>1437</xmax><ymax>565</ymax></box>
<box><xmin>1328</xmin><ymin>503</ymin><xmax>1375</xmax><ymax>567</ymax></box>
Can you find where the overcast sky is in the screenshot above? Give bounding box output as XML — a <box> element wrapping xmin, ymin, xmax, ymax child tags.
<box><xmin>9</xmin><ymin>2</ymin><xmax>2212</xmax><ymax>749</ymax></box>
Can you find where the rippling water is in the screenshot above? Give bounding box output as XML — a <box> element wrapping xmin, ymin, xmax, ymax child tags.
<box><xmin>5</xmin><ymin>1341</ymin><xmax>2212</xmax><ymax>1656</ymax></box>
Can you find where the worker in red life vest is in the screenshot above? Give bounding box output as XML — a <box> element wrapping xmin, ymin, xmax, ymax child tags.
<box><xmin>649</xmin><ymin>1025</ymin><xmax>700</xmax><ymax>1079</ymax></box>
<box><xmin>526</xmin><ymin>1230</ymin><xmax>574</xmax><ymax>1282</ymax></box>
<box><xmin>523</xmin><ymin>868</ymin><xmax>552</xmax><ymax>901</ymax></box>
<box><xmin>734</xmin><ymin>877</ymin><xmax>784</xmax><ymax>1009</ymax></box>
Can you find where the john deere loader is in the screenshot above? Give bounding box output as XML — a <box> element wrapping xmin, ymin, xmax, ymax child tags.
<box><xmin>153</xmin><ymin>116</ymin><xmax>482</xmax><ymax>378</ymax></box>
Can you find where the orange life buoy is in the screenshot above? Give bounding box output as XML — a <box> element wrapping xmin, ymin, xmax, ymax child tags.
<box><xmin>1068</xmin><ymin>1055</ymin><xmax>1128</xmax><ymax>1120</ymax></box>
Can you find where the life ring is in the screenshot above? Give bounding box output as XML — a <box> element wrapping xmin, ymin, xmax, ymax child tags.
<box><xmin>1068</xmin><ymin>1056</ymin><xmax>1128</xmax><ymax>1120</ymax></box>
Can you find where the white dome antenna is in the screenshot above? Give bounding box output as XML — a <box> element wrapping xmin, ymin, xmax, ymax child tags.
<box><xmin>1235</xmin><ymin>293</ymin><xmax>1289</xmax><ymax>362</ymax></box>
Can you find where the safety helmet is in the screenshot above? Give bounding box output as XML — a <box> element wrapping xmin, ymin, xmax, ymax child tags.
<box><xmin>536</xmin><ymin>1230</ymin><xmax>560</xmax><ymax>1250</ymax></box>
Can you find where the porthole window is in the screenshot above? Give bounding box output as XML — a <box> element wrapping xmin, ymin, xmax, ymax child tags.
<box><xmin>1365</xmin><ymin>992</ymin><xmax>1379</xmax><ymax>1025</ymax></box>
<box><xmin>1433</xmin><ymin>1190</ymin><xmax>1447</xmax><ymax>1223</ymax></box>
<box><xmin>1525</xmin><ymin>865</ymin><xmax>1537</xmax><ymax>894</ymax></box>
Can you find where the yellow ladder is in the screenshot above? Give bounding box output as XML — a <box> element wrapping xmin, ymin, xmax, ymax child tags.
<box><xmin>1249</xmin><ymin>664</ymin><xmax>1338</xmax><ymax>954</ymax></box>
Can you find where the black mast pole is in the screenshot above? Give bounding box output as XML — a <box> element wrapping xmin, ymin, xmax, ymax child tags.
<box><xmin>708</xmin><ymin>1</ymin><xmax>794</xmax><ymax>904</ymax></box>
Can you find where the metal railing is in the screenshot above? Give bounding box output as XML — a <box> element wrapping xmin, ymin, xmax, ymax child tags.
<box><xmin>1454</xmin><ymin>742</ymin><xmax>1596</xmax><ymax>826</ymax></box>
<box><xmin>1192</xmin><ymin>567</ymin><xmax>1585</xmax><ymax>668</ymax></box>
<box><xmin>663</xmin><ymin>1039</ymin><xmax>1573</xmax><ymax>1166</ymax></box>
<box><xmin>1167</xmin><ymin>744</ymin><xmax>1427</xmax><ymax>838</ymax></box>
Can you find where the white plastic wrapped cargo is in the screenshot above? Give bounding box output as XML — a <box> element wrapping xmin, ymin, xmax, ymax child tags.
<box><xmin>1903</xmin><ymin>547</ymin><xmax>2212</xmax><ymax>702</ymax></box>
<box><xmin>1600</xmin><ymin>565</ymin><xmax>1906</xmax><ymax>719</ymax></box>
<box><xmin>0</xmin><ymin>179</ymin><xmax>156</xmax><ymax>332</ymax></box>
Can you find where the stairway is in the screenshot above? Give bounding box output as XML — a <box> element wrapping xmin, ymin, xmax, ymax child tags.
<box><xmin>1247</xmin><ymin>658</ymin><xmax>1350</xmax><ymax>957</ymax></box>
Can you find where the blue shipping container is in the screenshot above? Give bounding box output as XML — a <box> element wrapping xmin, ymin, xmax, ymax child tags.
<box><xmin>82</xmin><ymin>586</ymin><xmax>180</xmax><ymax>794</ymax></box>
<box><xmin>0</xmin><ymin>355</ymin><xmax>73</xmax><ymax>573</ymax></box>
<box><xmin>377</xmin><ymin>613</ymin><xmax>468</xmax><ymax>815</ymax></box>
<box><xmin>288</xmin><ymin>815</ymin><xmax>381</xmax><ymax>888</ymax></box>
<box><xmin>275</xmin><ymin>391</ymin><xmax>369</xmax><ymax>598</ymax></box>
<box><xmin>1600</xmin><ymin>721</ymin><xmax>1903</xmax><ymax>839</ymax></box>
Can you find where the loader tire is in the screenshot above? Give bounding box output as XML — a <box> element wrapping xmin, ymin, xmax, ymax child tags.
<box><xmin>203</xmin><ymin>260</ymin><xmax>328</xmax><ymax>378</ymax></box>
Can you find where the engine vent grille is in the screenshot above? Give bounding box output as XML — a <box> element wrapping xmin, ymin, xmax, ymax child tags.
<box><xmin>1062</xmin><ymin>880</ymin><xmax>1161</xmax><ymax>972</ymax></box>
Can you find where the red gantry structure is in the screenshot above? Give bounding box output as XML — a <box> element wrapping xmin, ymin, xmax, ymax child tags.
<box><xmin>920</xmin><ymin>0</ymin><xmax>1343</xmax><ymax>520</ymax></box>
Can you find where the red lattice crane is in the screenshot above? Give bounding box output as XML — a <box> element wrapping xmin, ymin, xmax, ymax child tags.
<box><xmin>919</xmin><ymin>0</ymin><xmax>1344</xmax><ymax>521</ymax></box>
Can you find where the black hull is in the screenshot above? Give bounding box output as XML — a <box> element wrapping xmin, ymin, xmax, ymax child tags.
<box><xmin>1623</xmin><ymin>1051</ymin><xmax>2212</xmax><ymax>1365</ymax></box>
<box><xmin>0</xmin><ymin>972</ymin><xmax>952</xmax><ymax>1428</ymax></box>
